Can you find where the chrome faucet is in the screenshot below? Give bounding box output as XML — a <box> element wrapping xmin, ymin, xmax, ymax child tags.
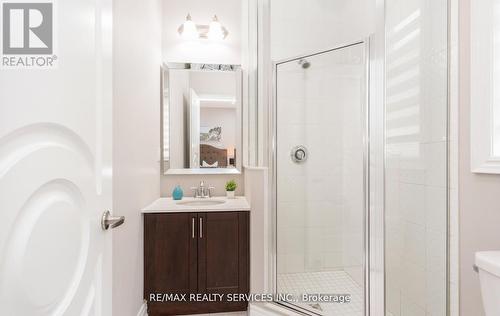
<box><xmin>191</xmin><ymin>181</ymin><xmax>215</xmax><ymax>198</ymax></box>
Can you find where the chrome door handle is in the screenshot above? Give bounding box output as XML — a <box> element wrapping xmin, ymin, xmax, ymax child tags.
<box><xmin>101</xmin><ymin>210</ymin><xmax>125</xmax><ymax>230</ymax></box>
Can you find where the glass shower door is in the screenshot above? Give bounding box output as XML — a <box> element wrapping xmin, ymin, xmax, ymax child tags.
<box><xmin>274</xmin><ymin>42</ymin><xmax>368</xmax><ymax>316</ymax></box>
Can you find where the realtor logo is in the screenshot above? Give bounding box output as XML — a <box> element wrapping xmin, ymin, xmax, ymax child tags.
<box><xmin>1</xmin><ymin>1</ymin><xmax>57</xmax><ymax>68</ymax></box>
<box><xmin>2</xmin><ymin>2</ymin><xmax>53</xmax><ymax>54</ymax></box>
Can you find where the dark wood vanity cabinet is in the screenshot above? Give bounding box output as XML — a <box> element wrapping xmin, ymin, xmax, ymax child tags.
<box><xmin>144</xmin><ymin>213</ymin><xmax>198</xmax><ymax>298</ymax></box>
<box><xmin>144</xmin><ymin>212</ymin><xmax>249</xmax><ymax>316</ymax></box>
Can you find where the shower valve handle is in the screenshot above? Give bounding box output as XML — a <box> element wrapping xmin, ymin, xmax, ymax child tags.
<box><xmin>291</xmin><ymin>145</ymin><xmax>308</xmax><ymax>163</ymax></box>
<box><xmin>295</xmin><ymin>149</ymin><xmax>306</xmax><ymax>160</ymax></box>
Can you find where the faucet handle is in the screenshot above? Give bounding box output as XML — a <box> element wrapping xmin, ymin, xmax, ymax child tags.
<box><xmin>207</xmin><ymin>186</ymin><xmax>215</xmax><ymax>198</ymax></box>
<box><xmin>190</xmin><ymin>187</ymin><xmax>199</xmax><ymax>197</ymax></box>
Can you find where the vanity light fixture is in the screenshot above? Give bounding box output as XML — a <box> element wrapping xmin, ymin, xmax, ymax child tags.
<box><xmin>207</xmin><ymin>15</ymin><xmax>226</xmax><ymax>40</ymax></box>
<box><xmin>178</xmin><ymin>14</ymin><xmax>198</xmax><ymax>40</ymax></box>
<box><xmin>177</xmin><ymin>14</ymin><xmax>229</xmax><ymax>40</ymax></box>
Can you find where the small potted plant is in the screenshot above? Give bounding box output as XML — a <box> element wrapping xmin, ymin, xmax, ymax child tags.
<box><xmin>225</xmin><ymin>179</ymin><xmax>237</xmax><ymax>199</ymax></box>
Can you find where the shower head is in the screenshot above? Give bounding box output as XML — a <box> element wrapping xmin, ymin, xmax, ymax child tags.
<box><xmin>298</xmin><ymin>58</ymin><xmax>311</xmax><ymax>69</ymax></box>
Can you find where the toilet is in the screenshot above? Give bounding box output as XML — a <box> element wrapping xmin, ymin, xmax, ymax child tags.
<box><xmin>476</xmin><ymin>251</ymin><xmax>500</xmax><ymax>316</ymax></box>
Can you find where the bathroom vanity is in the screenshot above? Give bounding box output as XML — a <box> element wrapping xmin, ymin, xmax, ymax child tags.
<box><xmin>142</xmin><ymin>197</ymin><xmax>250</xmax><ymax>315</ymax></box>
<box><xmin>151</xmin><ymin>60</ymin><xmax>250</xmax><ymax>315</ymax></box>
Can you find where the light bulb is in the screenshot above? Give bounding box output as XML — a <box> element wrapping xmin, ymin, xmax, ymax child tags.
<box><xmin>207</xmin><ymin>15</ymin><xmax>225</xmax><ymax>40</ymax></box>
<box><xmin>179</xmin><ymin>14</ymin><xmax>198</xmax><ymax>40</ymax></box>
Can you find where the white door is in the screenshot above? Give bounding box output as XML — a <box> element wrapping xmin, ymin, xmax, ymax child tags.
<box><xmin>190</xmin><ymin>88</ymin><xmax>201</xmax><ymax>168</ymax></box>
<box><xmin>0</xmin><ymin>0</ymin><xmax>114</xmax><ymax>315</ymax></box>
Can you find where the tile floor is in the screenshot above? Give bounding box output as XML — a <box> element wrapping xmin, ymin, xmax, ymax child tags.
<box><xmin>277</xmin><ymin>270</ymin><xmax>364</xmax><ymax>316</ymax></box>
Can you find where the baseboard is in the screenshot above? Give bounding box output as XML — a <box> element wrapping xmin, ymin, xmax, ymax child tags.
<box><xmin>137</xmin><ymin>301</ymin><xmax>148</xmax><ymax>316</ymax></box>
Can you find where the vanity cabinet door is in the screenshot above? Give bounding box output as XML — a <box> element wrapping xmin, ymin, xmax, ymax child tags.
<box><xmin>198</xmin><ymin>212</ymin><xmax>249</xmax><ymax>306</ymax></box>
<box><xmin>144</xmin><ymin>213</ymin><xmax>198</xmax><ymax>299</ymax></box>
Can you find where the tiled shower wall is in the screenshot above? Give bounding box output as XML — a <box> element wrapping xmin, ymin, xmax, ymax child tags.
<box><xmin>385</xmin><ymin>0</ymin><xmax>449</xmax><ymax>315</ymax></box>
<box><xmin>276</xmin><ymin>61</ymin><xmax>346</xmax><ymax>275</ymax></box>
<box><xmin>267</xmin><ymin>0</ymin><xmax>455</xmax><ymax>314</ymax></box>
<box><xmin>276</xmin><ymin>45</ymin><xmax>366</xmax><ymax>287</ymax></box>
<box><xmin>271</xmin><ymin>0</ymin><xmax>376</xmax><ymax>289</ymax></box>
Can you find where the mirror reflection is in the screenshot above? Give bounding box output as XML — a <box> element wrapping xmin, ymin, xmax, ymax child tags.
<box><xmin>162</xmin><ymin>63</ymin><xmax>242</xmax><ymax>174</ymax></box>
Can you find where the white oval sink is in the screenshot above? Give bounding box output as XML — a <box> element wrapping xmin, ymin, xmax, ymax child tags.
<box><xmin>176</xmin><ymin>199</ymin><xmax>226</xmax><ymax>207</ymax></box>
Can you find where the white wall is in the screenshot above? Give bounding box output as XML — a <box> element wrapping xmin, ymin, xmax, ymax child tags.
<box><xmin>162</xmin><ymin>0</ymin><xmax>242</xmax><ymax>64</ymax></box>
<box><xmin>269</xmin><ymin>0</ymin><xmax>375</xmax><ymax>61</ymax></box>
<box><xmin>161</xmin><ymin>174</ymin><xmax>244</xmax><ymax>197</ymax></box>
<box><xmin>459</xmin><ymin>0</ymin><xmax>500</xmax><ymax>314</ymax></box>
<box><xmin>112</xmin><ymin>0</ymin><xmax>162</xmax><ymax>315</ymax></box>
<box><xmin>161</xmin><ymin>0</ymin><xmax>244</xmax><ymax>196</ymax></box>
<box><xmin>244</xmin><ymin>167</ymin><xmax>270</xmax><ymax>294</ymax></box>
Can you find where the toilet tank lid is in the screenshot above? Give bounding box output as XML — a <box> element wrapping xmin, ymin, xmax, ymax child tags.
<box><xmin>475</xmin><ymin>251</ymin><xmax>500</xmax><ymax>277</ymax></box>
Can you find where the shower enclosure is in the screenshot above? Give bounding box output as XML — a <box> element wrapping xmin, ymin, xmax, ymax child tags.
<box><xmin>253</xmin><ymin>0</ymin><xmax>452</xmax><ymax>315</ymax></box>
<box><xmin>273</xmin><ymin>42</ymin><xmax>369</xmax><ymax>315</ymax></box>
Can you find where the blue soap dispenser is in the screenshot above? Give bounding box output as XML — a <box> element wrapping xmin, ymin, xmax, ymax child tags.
<box><xmin>172</xmin><ymin>185</ymin><xmax>183</xmax><ymax>200</ymax></box>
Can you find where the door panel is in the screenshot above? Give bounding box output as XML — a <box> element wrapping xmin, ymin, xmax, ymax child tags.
<box><xmin>0</xmin><ymin>0</ymin><xmax>112</xmax><ymax>315</ymax></box>
<box><xmin>198</xmin><ymin>212</ymin><xmax>249</xmax><ymax>296</ymax></box>
<box><xmin>144</xmin><ymin>213</ymin><xmax>198</xmax><ymax>316</ymax></box>
<box><xmin>144</xmin><ymin>212</ymin><xmax>249</xmax><ymax>315</ymax></box>
<box><xmin>144</xmin><ymin>213</ymin><xmax>198</xmax><ymax>296</ymax></box>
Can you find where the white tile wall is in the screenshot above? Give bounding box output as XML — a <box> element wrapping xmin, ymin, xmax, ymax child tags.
<box><xmin>385</xmin><ymin>0</ymin><xmax>449</xmax><ymax>315</ymax></box>
<box><xmin>275</xmin><ymin>44</ymin><xmax>366</xmax><ymax>288</ymax></box>
<box><xmin>268</xmin><ymin>0</ymin><xmax>455</xmax><ymax>315</ymax></box>
<box><xmin>448</xmin><ymin>0</ymin><xmax>459</xmax><ymax>314</ymax></box>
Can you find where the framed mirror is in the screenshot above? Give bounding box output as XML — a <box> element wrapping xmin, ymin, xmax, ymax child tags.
<box><xmin>161</xmin><ymin>63</ymin><xmax>242</xmax><ymax>175</ymax></box>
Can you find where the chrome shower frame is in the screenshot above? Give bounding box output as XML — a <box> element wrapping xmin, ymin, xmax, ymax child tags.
<box><xmin>269</xmin><ymin>39</ymin><xmax>372</xmax><ymax>316</ymax></box>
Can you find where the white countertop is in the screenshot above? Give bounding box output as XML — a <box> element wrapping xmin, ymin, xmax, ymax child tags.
<box><xmin>141</xmin><ymin>196</ymin><xmax>250</xmax><ymax>213</ymax></box>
